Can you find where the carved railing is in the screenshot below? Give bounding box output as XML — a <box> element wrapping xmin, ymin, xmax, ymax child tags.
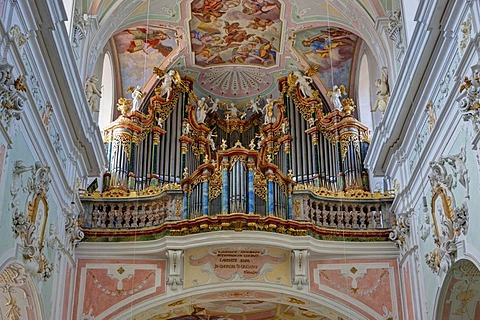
<box><xmin>79</xmin><ymin>185</ymin><xmax>183</xmax><ymax>230</ymax></box>
<box><xmin>292</xmin><ymin>186</ymin><xmax>394</xmax><ymax>230</ymax></box>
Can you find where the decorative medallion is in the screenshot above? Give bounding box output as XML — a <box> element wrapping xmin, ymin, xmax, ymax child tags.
<box><xmin>197</xmin><ymin>67</ymin><xmax>273</xmax><ymax>98</ymax></box>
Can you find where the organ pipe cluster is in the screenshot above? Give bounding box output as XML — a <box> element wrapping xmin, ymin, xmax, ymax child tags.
<box><xmin>100</xmin><ymin>69</ymin><xmax>372</xmax><ymax>220</ymax></box>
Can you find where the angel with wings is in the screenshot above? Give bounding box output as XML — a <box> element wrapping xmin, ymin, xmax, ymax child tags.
<box><xmin>327</xmin><ymin>84</ymin><xmax>346</xmax><ymax>111</ymax></box>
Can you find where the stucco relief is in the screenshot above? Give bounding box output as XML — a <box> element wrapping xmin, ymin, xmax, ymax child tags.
<box><xmin>74</xmin><ymin>259</ymin><xmax>166</xmax><ymax>319</ymax></box>
<box><xmin>310</xmin><ymin>259</ymin><xmax>401</xmax><ymax>320</ymax></box>
<box><xmin>421</xmin><ymin>155</ymin><xmax>470</xmax><ymax>274</ymax></box>
<box><xmin>0</xmin><ymin>263</ymin><xmax>43</xmax><ymax>320</ymax></box>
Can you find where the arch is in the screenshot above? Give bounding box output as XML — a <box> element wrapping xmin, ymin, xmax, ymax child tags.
<box><xmin>98</xmin><ymin>52</ymin><xmax>115</xmax><ymax>129</ymax></box>
<box><xmin>434</xmin><ymin>259</ymin><xmax>480</xmax><ymax>319</ymax></box>
<box><xmin>0</xmin><ymin>260</ymin><xmax>44</xmax><ymax>319</ymax></box>
<box><xmin>109</xmin><ymin>283</ymin><xmax>377</xmax><ymax>320</ymax></box>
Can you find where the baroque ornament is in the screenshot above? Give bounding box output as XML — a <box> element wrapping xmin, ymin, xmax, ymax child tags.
<box><xmin>389</xmin><ymin>211</ymin><xmax>411</xmax><ymax>253</ymax></box>
<box><xmin>458</xmin><ymin>67</ymin><xmax>480</xmax><ymax>132</ymax></box>
<box><xmin>0</xmin><ymin>63</ymin><xmax>27</xmax><ymax>131</ymax></box>
<box><xmin>422</xmin><ymin>155</ymin><xmax>470</xmax><ymax>274</ymax></box>
<box><xmin>10</xmin><ymin>160</ymin><xmax>54</xmax><ymax>281</ymax></box>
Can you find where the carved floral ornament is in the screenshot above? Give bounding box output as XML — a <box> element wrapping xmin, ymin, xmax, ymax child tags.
<box><xmin>420</xmin><ymin>152</ymin><xmax>470</xmax><ymax>274</ymax></box>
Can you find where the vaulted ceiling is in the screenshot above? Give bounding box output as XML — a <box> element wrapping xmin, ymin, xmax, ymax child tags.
<box><xmin>86</xmin><ymin>0</ymin><xmax>391</xmax><ymax>110</ymax></box>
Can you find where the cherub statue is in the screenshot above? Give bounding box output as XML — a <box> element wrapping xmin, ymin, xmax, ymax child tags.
<box><xmin>247</xmin><ymin>96</ymin><xmax>262</xmax><ymax>114</ymax></box>
<box><xmin>85</xmin><ymin>75</ymin><xmax>102</xmax><ymax>112</ymax></box>
<box><xmin>441</xmin><ymin>147</ymin><xmax>470</xmax><ymax>198</ymax></box>
<box><xmin>157</xmin><ymin>69</ymin><xmax>176</xmax><ymax>99</ymax></box>
<box><xmin>327</xmin><ymin>84</ymin><xmax>346</xmax><ymax>111</ymax></box>
<box><xmin>220</xmin><ymin>139</ymin><xmax>228</xmax><ymax>150</ymax></box>
<box><xmin>207</xmin><ymin>96</ymin><xmax>220</xmax><ymax>113</ymax></box>
<box><xmin>372</xmin><ymin>67</ymin><xmax>390</xmax><ymax>114</ymax></box>
<box><xmin>207</xmin><ymin>130</ymin><xmax>217</xmax><ymax>151</ymax></box>
<box><xmin>127</xmin><ymin>86</ymin><xmax>143</xmax><ymax>111</ymax></box>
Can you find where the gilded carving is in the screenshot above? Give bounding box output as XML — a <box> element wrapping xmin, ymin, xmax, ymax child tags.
<box><xmin>0</xmin><ymin>63</ymin><xmax>27</xmax><ymax>130</ymax></box>
<box><xmin>10</xmin><ymin>161</ymin><xmax>53</xmax><ymax>281</ymax></box>
<box><xmin>423</xmin><ymin>158</ymin><xmax>470</xmax><ymax>274</ymax></box>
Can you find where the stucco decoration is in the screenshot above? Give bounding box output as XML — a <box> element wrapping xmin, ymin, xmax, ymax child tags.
<box><xmin>0</xmin><ymin>63</ymin><xmax>27</xmax><ymax>132</ymax></box>
<box><xmin>422</xmin><ymin>157</ymin><xmax>470</xmax><ymax>274</ymax></box>
<box><xmin>292</xmin><ymin>249</ymin><xmax>309</xmax><ymax>290</ymax></box>
<box><xmin>389</xmin><ymin>211</ymin><xmax>411</xmax><ymax>254</ymax></box>
<box><xmin>459</xmin><ymin>13</ymin><xmax>472</xmax><ymax>53</ymax></box>
<box><xmin>458</xmin><ymin>66</ymin><xmax>480</xmax><ymax>132</ymax></box>
<box><xmin>387</xmin><ymin>9</ymin><xmax>404</xmax><ymax>59</ymax></box>
<box><xmin>73</xmin><ymin>259</ymin><xmax>166</xmax><ymax>319</ymax></box>
<box><xmin>9</xmin><ymin>25</ymin><xmax>28</xmax><ymax>50</ymax></box>
<box><xmin>0</xmin><ymin>263</ymin><xmax>43</xmax><ymax>320</ymax></box>
<box><xmin>10</xmin><ymin>160</ymin><xmax>53</xmax><ymax>281</ymax></box>
<box><xmin>436</xmin><ymin>259</ymin><xmax>480</xmax><ymax>319</ymax></box>
<box><xmin>166</xmin><ymin>250</ymin><xmax>184</xmax><ymax>291</ymax></box>
<box><xmin>310</xmin><ymin>259</ymin><xmax>401</xmax><ymax>319</ymax></box>
<box><xmin>72</xmin><ymin>6</ymin><xmax>90</xmax><ymax>49</ymax></box>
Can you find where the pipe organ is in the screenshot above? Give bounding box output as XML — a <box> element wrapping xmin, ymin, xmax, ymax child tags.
<box><xmin>98</xmin><ymin>69</ymin><xmax>374</xmax><ymax>222</ymax></box>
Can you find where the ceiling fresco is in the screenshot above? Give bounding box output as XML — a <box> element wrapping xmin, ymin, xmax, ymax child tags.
<box><xmin>293</xmin><ymin>27</ymin><xmax>359</xmax><ymax>93</ymax></box>
<box><xmin>189</xmin><ymin>0</ymin><xmax>283</xmax><ymax>68</ymax></box>
<box><xmin>130</xmin><ymin>290</ymin><xmax>344</xmax><ymax>320</ymax></box>
<box><xmin>102</xmin><ymin>0</ymin><xmax>380</xmax><ymax>107</ymax></box>
<box><xmin>113</xmin><ymin>26</ymin><xmax>179</xmax><ymax>94</ymax></box>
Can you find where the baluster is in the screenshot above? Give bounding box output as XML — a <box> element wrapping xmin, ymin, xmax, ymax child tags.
<box><xmin>117</xmin><ymin>206</ymin><xmax>125</xmax><ymax>228</ymax></box>
<box><xmin>131</xmin><ymin>205</ymin><xmax>139</xmax><ymax>227</ymax></box>
<box><xmin>159</xmin><ymin>201</ymin><xmax>166</xmax><ymax>222</ymax></box>
<box><xmin>352</xmin><ymin>209</ymin><xmax>359</xmax><ymax>228</ymax></box>
<box><xmin>146</xmin><ymin>205</ymin><xmax>154</xmax><ymax>226</ymax></box>
<box><xmin>374</xmin><ymin>204</ymin><xmax>382</xmax><ymax>227</ymax></box>
<box><xmin>153</xmin><ymin>203</ymin><xmax>161</xmax><ymax>225</ymax></box>
<box><xmin>92</xmin><ymin>207</ymin><xmax>100</xmax><ymax>228</ymax></box>
<box><xmin>124</xmin><ymin>207</ymin><xmax>132</xmax><ymax>227</ymax></box>
<box><xmin>100</xmin><ymin>207</ymin><xmax>107</xmax><ymax>228</ymax></box>
<box><xmin>367</xmin><ymin>210</ymin><xmax>375</xmax><ymax>229</ymax></box>
<box><xmin>107</xmin><ymin>209</ymin><xmax>114</xmax><ymax>228</ymax></box>
<box><xmin>337</xmin><ymin>207</ymin><xmax>344</xmax><ymax>228</ymax></box>
<box><xmin>315</xmin><ymin>202</ymin><xmax>322</xmax><ymax>225</ymax></box>
<box><xmin>139</xmin><ymin>204</ymin><xmax>147</xmax><ymax>227</ymax></box>
<box><xmin>345</xmin><ymin>210</ymin><xmax>352</xmax><ymax>228</ymax></box>
<box><xmin>359</xmin><ymin>209</ymin><xmax>366</xmax><ymax>228</ymax></box>
<box><xmin>328</xmin><ymin>206</ymin><xmax>336</xmax><ymax>227</ymax></box>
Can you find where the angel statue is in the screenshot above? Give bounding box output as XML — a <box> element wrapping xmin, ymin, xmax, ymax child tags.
<box><xmin>127</xmin><ymin>85</ymin><xmax>143</xmax><ymax>111</ymax></box>
<box><xmin>247</xmin><ymin>96</ymin><xmax>262</xmax><ymax>114</ymax></box>
<box><xmin>327</xmin><ymin>84</ymin><xmax>346</xmax><ymax>111</ymax></box>
<box><xmin>293</xmin><ymin>70</ymin><xmax>314</xmax><ymax>98</ymax></box>
<box><xmin>153</xmin><ymin>68</ymin><xmax>187</xmax><ymax>100</ymax></box>
<box><xmin>372</xmin><ymin>67</ymin><xmax>390</xmax><ymax>114</ymax></box>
